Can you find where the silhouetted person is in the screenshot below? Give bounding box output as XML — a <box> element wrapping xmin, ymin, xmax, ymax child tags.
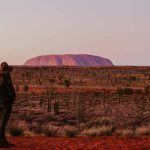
<box><xmin>0</xmin><ymin>62</ymin><xmax>16</xmax><ymax>148</ymax></box>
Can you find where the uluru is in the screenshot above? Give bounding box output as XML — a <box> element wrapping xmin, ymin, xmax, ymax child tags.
<box><xmin>24</xmin><ymin>54</ymin><xmax>113</xmax><ymax>66</ymax></box>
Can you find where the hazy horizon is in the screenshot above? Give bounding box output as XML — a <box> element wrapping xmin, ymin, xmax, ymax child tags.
<box><xmin>0</xmin><ymin>0</ymin><xmax>150</xmax><ymax>66</ymax></box>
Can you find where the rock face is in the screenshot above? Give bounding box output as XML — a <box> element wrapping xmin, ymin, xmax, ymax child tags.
<box><xmin>24</xmin><ymin>54</ymin><xmax>113</xmax><ymax>66</ymax></box>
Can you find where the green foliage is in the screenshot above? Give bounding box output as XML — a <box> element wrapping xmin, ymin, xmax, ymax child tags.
<box><xmin>64</xmin><ymin>80</ymin><xmax>70</xmax><ymax>88</ymax></box>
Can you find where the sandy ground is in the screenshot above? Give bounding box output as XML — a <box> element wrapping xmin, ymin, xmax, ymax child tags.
<box><xmin>0</xmin><ymin>136</ymin><xmax>150</xmax><ymax>150</ymax></box>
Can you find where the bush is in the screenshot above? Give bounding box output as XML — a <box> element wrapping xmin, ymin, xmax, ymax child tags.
<box><xmin>64</xmin><ymin>80</ymin><xmax>70</xmax><ymax>88</ymax></box>
<box><xmin>64</xmin><ymin>126</ymin><xmax>78</xmax><ymax>137</ymax></box>
<box><xmin>123</xmin><ymin>88</ymin><xmax>133</xmax><ymax>95</ymax></box>
<box><xmin>31</xmin><ymin>123</ymin><xmax>43</xmax><ymax>135</ymax></box>
<box><xmin>8</xmin><ymin>126</ymin><xmax>24</xmax><ymax>137</ymax></box>
<box><xmin>86</xmin><ymin>117</ymin><xmax>112</xmax><ymax>128</ymax></box>
<box><xmin>117</xmin><ymin>88</ymin><xmax>133</xmax><ymax>95</ymax></box>
<box><xmin>130</xmin><ymin>76</ymin><xmax>136</xmax><ymax>81</ymax></box>
<box><xmin>82</xmin><ymin>126</ymin><xmax>114</xmax><ymax>137</ymax></box>
<box><xmin>43</xmin><ymin>125</ymin><xmax>58</xmax><ymax>137</ymax></box>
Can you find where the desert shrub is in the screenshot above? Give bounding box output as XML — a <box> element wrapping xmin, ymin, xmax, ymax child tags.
<box><xmin>123</xmin><ymin>88</ymin><xmax>133</xmax><ymax>95</ymax></box>
<box><xmin>47</xmin><ymin>115</ymin><xmax>57</xmax><ymax>122</ymax></box>
<box><xmin>115</xmin><ymin>129</ymin><xmax>134</xmax><ymax>137</ymax></box>
<box><xmin>117</xmin><ymin>88</ymin><xmax>133</xmax><ymax>95</ymax></box>
<box><xmin>31</xmin><ymin>122</ymin><xmax>43</xmax><ymax>135</ymax></box>
<box><xmin>43</xmin><ymin>125</ymin><xmax>58</xmax><ymax>137</ymax></box>
<box><xmin>94</xmin><ymin>92</ymin><xmax>101</xmax><ymax>97</ymax></box>
<box><xmin>86</xmin><ymin>117</ymin><xmax>112</xmax><ymax>128</ymax></box>
<box><xmin>117</xmin><ymin>88</ymin><xmax>124</xmax><ymax>95</ymax></box>
<box><xmin>49</xmin><ymin>79</ymin><xmax>55</xmax><ymax>83</ymax></box>
<box><xmin>64</xmin><ymin>80</ymin><xmax>70</xmax><ymax>88</ymax></box>
<box><xmin>24</xmin><ymin>116</ymin><xmax>33</xmax><ymax>130</ymax></box>
<box><xmin>130</xmin><ymin>76</ymin><xmax>136</xmax><ymax>81</ymax></box>
<box><xmin>134</xmin><ymin>89</ymin><xmax>143</xmax><ymax>94</ymax></box>
<box><xmin>8</xmin><ymin>125</ymin><xmax>24</xmax><ymax>137</ymax></box>
<box><xmin>82</xmin><ymin>126</ymin><xmax>114</xmax><ymax>137</ymax></box>
<box><xmin>135</xmin><ymin>126</ymin><xmax>150</xmax><ymax>136</ymax></box>
<box><xmin>64</xmin><ymin>126</ymin><xmax>78</xmax><ymax>137</ymax></box>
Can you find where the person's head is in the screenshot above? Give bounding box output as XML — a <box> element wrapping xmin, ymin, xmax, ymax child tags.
<box><xmin>1</xmin><ymin>62</ymin><xmax>13</xmax><ymax>72</ymax></box>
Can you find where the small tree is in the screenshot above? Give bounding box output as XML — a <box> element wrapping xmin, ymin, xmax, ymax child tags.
<box><xmin>53</xmin><ymin>101</ymin><xmax>59</xmax><ymax>114</ymax></box>
<box><xmin>73</xmin><ymin>91</ymin><xmax>84</xmax><ymax>130</ymax></box>
<box><xmin>47</xmin><ymin>86</ymin><xmax>56</xmax><ymax>112</ymax></box>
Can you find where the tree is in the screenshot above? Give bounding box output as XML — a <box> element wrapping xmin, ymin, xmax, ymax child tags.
<box><xmin>47</xmin><ymin>86</ymin><xmax>56</xmax><ymax>112</ymax></box>
<box><xmin>73</xmin><ymin>91</ymin><xmax>84</xmax><ymax>130</ymax></box>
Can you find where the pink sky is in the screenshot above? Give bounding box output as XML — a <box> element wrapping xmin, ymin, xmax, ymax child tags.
<box><xmin>0</xmin><ymin>0</ymin><xmax>150</xmax><ymax>65</ymax></box>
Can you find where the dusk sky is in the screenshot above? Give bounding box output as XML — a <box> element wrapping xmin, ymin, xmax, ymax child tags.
<box><xmin>0</xmin><ymin>0</ymin><xmax>150</xmax><ymax>65</ymax></box>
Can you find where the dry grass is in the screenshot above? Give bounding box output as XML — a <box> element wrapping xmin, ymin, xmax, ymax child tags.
<box><xmin>82</xmin><ymin>126</ymin><xmax>114</xmax><ymax>137</ymax></box>
<box><xmin>85</xmin><ymin>117</ymin><xmax>112</xmax><ymax>129</ymax></box>
<box><xmin>135</xmin><ymin>126</ymin><xmax>150</xmax><ymax>136</ymax></box>
<box><xmin>115</xmin><ymin>129</ymin><xmax>134</xmax><ymax>137</ymax></box>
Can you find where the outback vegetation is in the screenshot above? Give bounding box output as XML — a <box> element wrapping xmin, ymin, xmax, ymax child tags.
<box><xmin>8</xmin><ymin>66</ymin><xmax>150</xmax><ymax>137</ymax></box>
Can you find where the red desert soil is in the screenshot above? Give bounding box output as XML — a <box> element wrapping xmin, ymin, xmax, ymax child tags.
<box><xmin>1</xmin><ymin>136</ymin><xmax>150</xmax><ymax>150</ymax></box>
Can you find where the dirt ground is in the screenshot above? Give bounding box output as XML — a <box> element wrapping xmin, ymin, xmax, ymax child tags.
<box><xmin>1</xmin><ymin>136</ymin><xmax>150</xmax><ymax>150</ymax></box>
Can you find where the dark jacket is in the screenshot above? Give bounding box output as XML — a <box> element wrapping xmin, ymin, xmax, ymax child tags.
<box><xmin>0</xmin><ymin>73</ymin><xmax>16</xmax><ymax>106</ymax></box>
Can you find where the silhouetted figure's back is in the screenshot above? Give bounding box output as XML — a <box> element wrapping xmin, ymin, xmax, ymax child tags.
<box><xmin>0</xmin><ymin>62</ymin><xmax>16</xmax><ymax>148</ymax></box>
